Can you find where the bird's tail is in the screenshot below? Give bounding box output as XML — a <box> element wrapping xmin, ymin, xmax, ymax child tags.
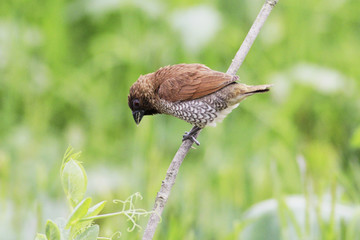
<box><xmin>243</xmin><ymin>84</ymin><xmax>272</xmax><ymax>95</ymax></box>
<box><xmin>227</xmin><ymin>83</ymin><xmax>272</xmax><ymax>105</ymax></box>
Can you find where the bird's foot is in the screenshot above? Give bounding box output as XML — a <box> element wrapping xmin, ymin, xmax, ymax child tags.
<box><xmin>182</xmin><ymin>132</ymin><xmax>200</xmax><ymax>146</ymax></box>
<box><xmin>182</xmin><ymin>126</ymin><xmax>201</xmax><ymax>146</ymax></box>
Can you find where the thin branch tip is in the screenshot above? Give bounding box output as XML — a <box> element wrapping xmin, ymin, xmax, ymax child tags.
<box><xmin>267</xmin><ymin>0</ymin><xmax>279</xmax><ymax>7</ymax></box>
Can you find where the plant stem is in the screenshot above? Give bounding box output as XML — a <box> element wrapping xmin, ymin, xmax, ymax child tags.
<box><xmin>80</xmin><ymin>210</ymin><xmax>150</xmax><ymax>222</ymax></box>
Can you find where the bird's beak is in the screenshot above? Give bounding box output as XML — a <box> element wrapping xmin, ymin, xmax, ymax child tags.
<box><xmin>132</xmin><ymin>110</ymin><xmax>145</xmax><ymax>125</ymax></box>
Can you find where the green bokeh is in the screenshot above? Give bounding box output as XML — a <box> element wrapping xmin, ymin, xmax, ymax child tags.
<box><xmin>1</xmin><ymin>0</ymin><xmax>360</xmax><ymax>239</ymax></box>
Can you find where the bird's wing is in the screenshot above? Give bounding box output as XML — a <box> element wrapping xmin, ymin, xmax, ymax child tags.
<box><xmin>157</xmin><ymin>64</ymin><xmax>237</xmax><ymax>102</ymax></box>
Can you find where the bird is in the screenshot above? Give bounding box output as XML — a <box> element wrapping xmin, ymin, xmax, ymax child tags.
<box><xmin>128</xmin><ymin>63</ymin><xmax>271</xmax><ymax>145</ymax></box>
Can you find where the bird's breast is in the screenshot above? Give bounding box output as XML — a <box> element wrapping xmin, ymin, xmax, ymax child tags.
<box><xmin>159</xmin><ymin>94</ymin><xmax>238</xmax><ymax>128</ymax></box>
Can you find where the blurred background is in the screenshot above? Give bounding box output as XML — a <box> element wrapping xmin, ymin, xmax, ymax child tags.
<box><xmin>1</xmin><ymin>0</ymin><xmax>360</xmax><ymax>239</ymax></box>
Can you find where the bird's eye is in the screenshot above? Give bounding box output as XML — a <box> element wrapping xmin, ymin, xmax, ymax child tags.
<box><xmin>133</xmin><ymin>99</ymin><xmax>140</xmax><ymax>109</ymax></box>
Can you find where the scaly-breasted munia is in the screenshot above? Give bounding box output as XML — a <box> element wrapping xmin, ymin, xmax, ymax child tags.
<box><xmin>128</xmin><ymin>64</ymin><xmax>271</xmax><ymax>145</ymax></box>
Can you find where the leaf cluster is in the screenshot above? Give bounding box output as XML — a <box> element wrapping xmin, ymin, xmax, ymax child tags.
<box><xmin>35</xmin><ymin>147</ymin><xmax>152</xmax><ymax>240</ymax></box>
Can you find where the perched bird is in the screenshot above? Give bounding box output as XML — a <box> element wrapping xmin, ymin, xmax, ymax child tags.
<box><xmin>128</xmin><ymin>64</ymin><xmax>271</xmax><ymax>145</ymax></box>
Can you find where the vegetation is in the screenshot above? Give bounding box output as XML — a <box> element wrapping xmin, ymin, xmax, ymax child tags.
<box><xmin>1</xmin><ymin>0</ymin><xmax>360</xmax><ymax>239</ymax></box>
<box><xmin>35</xmin><ymin>147</ymin><xmax>150</xmax><ymax>240</ymax></box>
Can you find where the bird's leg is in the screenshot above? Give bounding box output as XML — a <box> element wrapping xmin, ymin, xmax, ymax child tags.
<box><xmin>182</xmin><ymin>126</ymin><xmax>201</xmax><ymax>146</ymax></box>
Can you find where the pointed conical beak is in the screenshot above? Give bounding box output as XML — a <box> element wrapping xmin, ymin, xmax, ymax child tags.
<box><xmin>132</xmin><ymin>110</ymin><xmax>145</xmax><ymax>125</ymax></box>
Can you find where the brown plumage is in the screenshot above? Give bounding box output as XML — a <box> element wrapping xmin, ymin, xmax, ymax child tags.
<box><xmin>156</xmin><ymin>64</ymin><xmax>236</xmax><ymax>102</ymax></box>
<box><xmin>128</xmin><ymin>64</ymin><xmax>271</xmax><ymax>144</ymax></box>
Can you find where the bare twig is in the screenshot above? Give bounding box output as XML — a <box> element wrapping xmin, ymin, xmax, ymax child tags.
<box><xmin>142</xmin><ymin>1</ymin><xmax>278</xmax><ymax>239</ymax></box>
<box><xmin>227</xmin><ymin>0</ymin><xmax>279</xmax><ymax>75</ymax></box>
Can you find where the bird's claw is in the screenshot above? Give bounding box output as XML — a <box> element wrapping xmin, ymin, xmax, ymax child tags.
<box><xmin>182</xmin><ymin>132</ymin><xmax>200</xmax><ymax>146</ymax></box>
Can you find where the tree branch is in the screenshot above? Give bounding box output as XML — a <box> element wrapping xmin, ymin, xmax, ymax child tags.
<box><xmin>142</xmin><ymin>1</ymin><xmax>278</xmax><ymax>239</ymax></box>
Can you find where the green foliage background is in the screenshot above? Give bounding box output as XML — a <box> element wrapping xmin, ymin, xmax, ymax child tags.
<box><xmin>1</xmin><ymin>0</ymin><xmax>360</xmax><ymax>239</ymax></box>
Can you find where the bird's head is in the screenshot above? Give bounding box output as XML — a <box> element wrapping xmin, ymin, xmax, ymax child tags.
<box><xmin>128</xmin><ymin>73</ymin><xmax>160</xmax><ymax>125</ymax></box>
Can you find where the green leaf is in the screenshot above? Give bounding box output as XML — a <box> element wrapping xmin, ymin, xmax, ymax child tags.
<box><xmin>74</xmin><ymin>225</ymin><xmax>99</xmax><ymax>240</ymax></box>
<box><xmin>66</xmin><ymin>197</ymin><xmax>92</xmax><ymax>229</ymax></box>
<box><xmin>85</xmin><ymin>201</ymin><xmax>107</xmax><ymax>218</ymax></box>
<box><xmin>61</xmin><ymin>147</ymin><xmax>81</xmax><ymax>173</ymax></box>
<box><xmin>61</xmin><ymin>146</ymin><xmax>74</xmax><ymax>168</ymax></box>
<box><xmin>68</xmin><ymin>200</ymin><xmax>106</xmax><ymax>239</ymax></box>
<box><xmin>45</xmin><ymin>220</ymin><xmax>61</xmax><ymax>240</ymax></box>
<box><xmin>61</xmin><ymin>158</ymin><xmax>87</xmax><ymax>208</ymax></box>
<box><xmin>35</xmin><ymin>233</ymin><xmax>47</xmax><ymax>240</ymax></box>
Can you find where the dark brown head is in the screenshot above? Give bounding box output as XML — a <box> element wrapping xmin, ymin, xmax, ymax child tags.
<box><xmin>128</xmin><ymin>73</ymin><xmax>160</xmax><ymax>125</ymax></box>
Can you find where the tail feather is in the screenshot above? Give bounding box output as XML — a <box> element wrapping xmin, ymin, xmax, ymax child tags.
<box><xmin>245</xmin><ymin>84</ymin><xmax>272</xmax><ymax>94</ymax></box>
<box><xmin>227</xmin><ymin>83</ymin><xmax>272</xmax><ymax>105</ymax></box>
